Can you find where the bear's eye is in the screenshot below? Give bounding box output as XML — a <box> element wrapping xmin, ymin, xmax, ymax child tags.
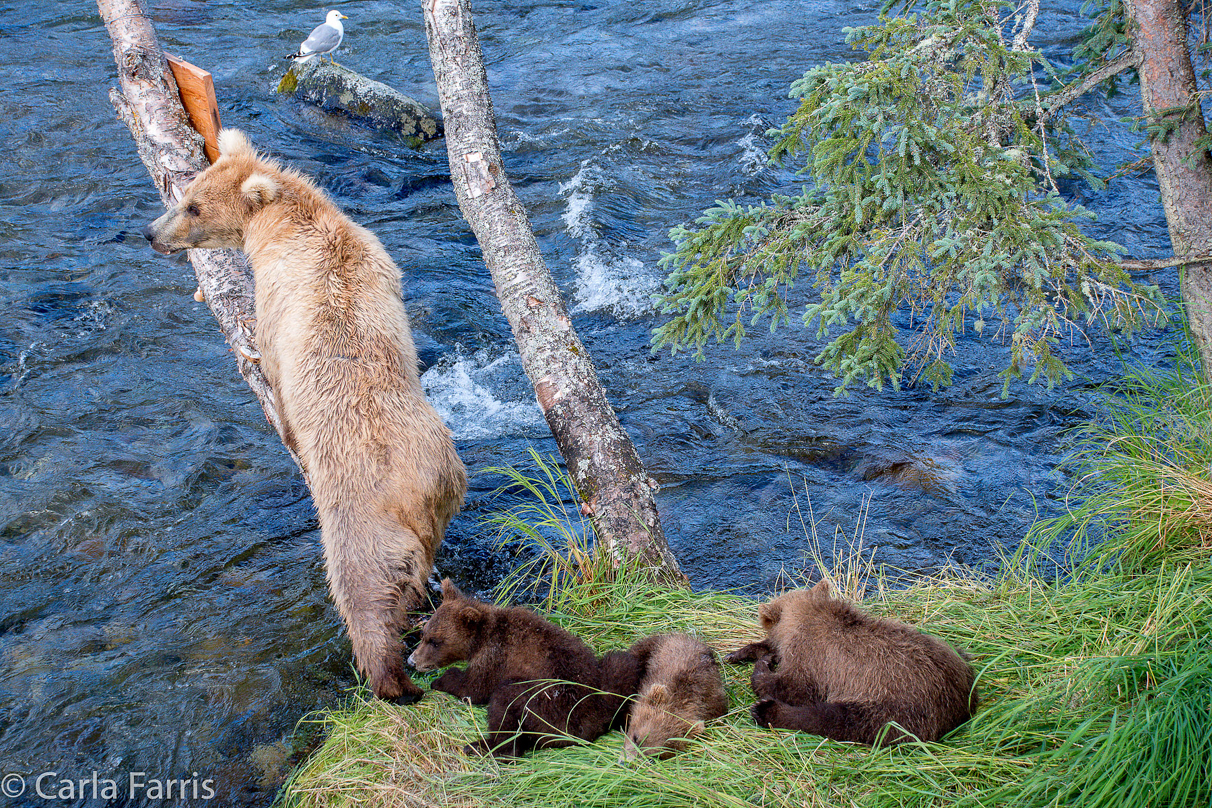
<box><xmin>185</xmin><ymin>203</ymin><xmax>200</xmax><ymax>217</ymax></box>
<box><xmin>425</xmin><ymin>637</ymin><xmax>441</xmax><ymax>648</ymax></box>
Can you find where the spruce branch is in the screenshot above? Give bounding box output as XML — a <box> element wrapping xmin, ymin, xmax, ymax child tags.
<box><xmin>1041</xmin><ymin>50</ymin><xmax>1144</xmax><ymax>123</ymax></box>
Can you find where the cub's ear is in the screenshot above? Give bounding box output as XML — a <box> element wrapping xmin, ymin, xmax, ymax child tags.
<box><xmin>758</xmin><ymin>599</ymin><xmax>783</xmax><ymax>629</ymax></box>
<box><xmin>241</xmin><ymin>173</ymin><xmax>279</xmax><ymax>211</ymax></box>
<box><xmin>441</xmin><ymin>578</ymin><xmax>464</xmax><ymax>601</ymax></box>
<box><xmin>456</xmin><ymin>604</ymin><xmax>485</xmax><ymax>629</ymax></box>
<box><xmin>217</xmin><ymin>128</ymin><xmax>255</xmax><ymax>159</ymax></box>
<box><xmin>808</xmin><ymin>579</ymin><xmax>832</xmax><ymax>598</ymax></box>
<box><xmin>647</xmin><ymin>683</ymin><xmax>670</xmax><ymax>706</ymax></box>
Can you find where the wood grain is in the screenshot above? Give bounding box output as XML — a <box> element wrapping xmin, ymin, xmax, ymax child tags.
<box><xmin>165</xmin><ymin>53</ymin><xmax>221</xmax><ymax>163</ymax></box>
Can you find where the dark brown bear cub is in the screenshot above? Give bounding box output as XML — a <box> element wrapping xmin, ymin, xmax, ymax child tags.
<box><xmin>726</xmin><ymin>580</ymin><xmax>978</xmax><ymax>746</ymax></box>
<box><xmin>408</xmin><ymin>579</ymin><xmax>639</xmax><ymax>759</ymax></box>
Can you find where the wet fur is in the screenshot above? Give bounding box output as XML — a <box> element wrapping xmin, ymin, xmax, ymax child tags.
<box><xmin>623</xmin><ymin>633</ymin><xmax>728</xmax><ymax>758</ymax></box>
<box><xmin>143</xmin><ymin>130</ymin><xmax>467</xmax><ymax>702</ymax></box>
<box><xmin>726</xmin><ymin>580</ymin><xmax>978</xmax><ymax>745</ymax></box>
<box><xmin>409</xmin><ymin>580</ymin><xmax>640</xmax><ymax>759</ymax></box>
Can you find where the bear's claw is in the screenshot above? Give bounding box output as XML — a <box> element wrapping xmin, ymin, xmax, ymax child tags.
<box><xmin>751</xmin><ymin>698</ymin><xmax>778</xmax><ymax>728</ymax></box>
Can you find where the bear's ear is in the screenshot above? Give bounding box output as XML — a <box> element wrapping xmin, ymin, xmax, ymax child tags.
<box><xmin>456</xmin><ymin>604</ymin><xmax>485</xmax><ymax>629</ymax></box>
<box><xmin>441</xmin><ymin>578</ymin><xmax>464</xmax><ymax>601</ymax></box>
<box><xmin>647</xmin><ymin>683</ymin><xmax>670</xmax><ymax>706</ymax></box>
<box><xmin>758</xmin><ymin>600</ymin><xmax>783</xmax><ymax>629</ymax></box>
<box><xmin>240</xmin><ymin>173</ymin><xmax>279</xmax><ymax>211</ymax></box>
<box><xmin>808</xmin><ymin>579</ymin><xmax>832</xmax><ymax>599</ymax></box>
<box><xmin>217</xmin><ymin>128</ymin><xmax>255</xmax><ymax>159</ymax></box>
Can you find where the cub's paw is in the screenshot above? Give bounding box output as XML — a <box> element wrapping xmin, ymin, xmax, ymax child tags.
<box><xmin>751</xmin><ymin>698</ymin><xmax>781</xmax><ymax>728</ymax></box>
<box><xmin>750</xmin><ymin>653</ymin><xmax>779</xmax><ymax>698</ymax></box>
<box><xmin>431</xmin><ymin>670</ymin><xmax>469</xmax><ymax>699</ymax></box>
<box><xmin>724</xmin><ymin>641</ymin><xmax>770</xmax><ymax>665</ymax></box>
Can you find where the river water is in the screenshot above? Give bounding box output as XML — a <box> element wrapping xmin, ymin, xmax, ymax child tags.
<box><xmin>0</xmin><ymin>0</ymin><xmax>1176</xmax><ymax>804</ymax></box>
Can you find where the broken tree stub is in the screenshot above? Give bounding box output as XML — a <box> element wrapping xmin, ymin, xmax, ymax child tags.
<box><xmin>277</xmin><ymin>60</ymin><xmax>442</xmax><ymax>146</ymax></box>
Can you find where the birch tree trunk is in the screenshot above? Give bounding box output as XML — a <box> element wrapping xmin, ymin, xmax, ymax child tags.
<box><xmin>1128</xmin><ymin>0</ymin><xmax>1212</xmax><ymax>382</ymax></box>
<box><xmin>98</xmin><ymin>0</ymin><xmax>301</xmax><ymax>471</ymax></box>
<box><xmin>422</xmin><ymin>0</ymin><xmax>684</xmax><ymax>582</ymax></box>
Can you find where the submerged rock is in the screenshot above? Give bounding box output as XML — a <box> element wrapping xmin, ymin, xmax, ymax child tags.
<box><xmin>277</xmin><ymin>60</ymin><xmax>442</xmax><ymax>146</ymax></box>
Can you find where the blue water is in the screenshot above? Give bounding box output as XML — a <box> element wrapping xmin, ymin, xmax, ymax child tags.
<box><xmin>0</xmin><ymin>0</ymin><xmax>1176</xmax><ymax>804</ymax></box>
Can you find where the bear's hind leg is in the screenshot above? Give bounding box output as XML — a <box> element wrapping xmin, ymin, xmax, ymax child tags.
<box><xmin>325</xmin><ymin>536</ymin><xmax>426</xmax><ymax>704</ymax></box>
<box><xmin>751</xmin><ymin>698</ymin><xmax>912</xmax><ymax>745</ymax></box>
<box><xmin>477</xmin><ymin>681</ymin><xmax>545</xmax><ymax>759</ymax></box>
<box><xmin>751</xmin><ymin>653</ymin><xmax>823</xmax><ymax>704</ymax></box>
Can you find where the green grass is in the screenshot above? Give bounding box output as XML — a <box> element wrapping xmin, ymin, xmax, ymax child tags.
<box><xmin>278</xmin><ymin>359</ymin><xmax>1212</xmax><ymax>808</ymax></box>
<box><xmin>1029</xmin><ymin>355</ymin><xmax>1212</xmax><ymax>573</ymax></box>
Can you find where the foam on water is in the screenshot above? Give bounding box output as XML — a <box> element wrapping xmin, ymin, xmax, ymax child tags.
<box><xmin>559</xmin><ymin>161</ymin><xmax>659</xmax><ymax>318</ymax></box>
<box><xmin>420</xmin><ymin>350</ymin><xmax>545</xmax><ymax>441</ymax></box>
<box><xmin>560</xmin><ymin>161</ymin><xmax>597</xmax><ymax>239</ymax></box>
<box><xmin>738</xmin><ymin>114</ymin><xmax>771</xmax><ymax>176</ymax></box>
<box><xmin>571</xmin><ymin>249</ymin><xmax>659</xmax><ymax>316</ymax></box>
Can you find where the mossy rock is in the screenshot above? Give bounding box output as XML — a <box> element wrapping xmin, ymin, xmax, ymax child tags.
<box><xmin>277</xmin><ymin>60</ymin><xmax>442</xmax><ymax>146</ymax></box>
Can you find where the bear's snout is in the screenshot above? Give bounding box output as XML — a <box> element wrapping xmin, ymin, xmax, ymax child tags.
<box><xmin>142</xmin><ymin>219</ymin><xmax>177</xmax><ymax>255</ymax></box>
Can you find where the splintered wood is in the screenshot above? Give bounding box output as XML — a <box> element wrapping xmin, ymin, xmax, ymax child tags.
<box><xmin>165</xmin><ymin>53</ymin><xmax>221</xmax><ymax>163</ymax></box>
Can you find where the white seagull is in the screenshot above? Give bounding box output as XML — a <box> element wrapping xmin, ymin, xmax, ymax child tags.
<box><xmin>287</xmin><ymin>10</ymin><xmax>348</xmax><ymax>64</ymax></box>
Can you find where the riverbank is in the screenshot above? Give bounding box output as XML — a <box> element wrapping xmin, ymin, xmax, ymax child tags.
<box><xmin>278</xmin><ymin>360</ymin><xmax>1212</xmax><ymax>807</ymax></box>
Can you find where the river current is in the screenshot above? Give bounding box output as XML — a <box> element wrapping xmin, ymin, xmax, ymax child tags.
<box><xmin>0</xmin><ymin>0</ymin><xmax>1176</xmax><ymax>804</ymax></box>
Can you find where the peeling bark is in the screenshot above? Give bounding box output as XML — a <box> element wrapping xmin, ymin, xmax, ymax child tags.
<box><xmin>1127</xmin><ymin>0</ymin><xmax>1212</xmax><ymax>381</ymax></box>
<box><xmin>99</xmin><ymin>0</ymin><xmax>302</xmax><ymax>473</ymax></box>
<box><xmin>421</xmin><ymin>0</ymin><xmax>684</xmax><ymax>583</ymax></box>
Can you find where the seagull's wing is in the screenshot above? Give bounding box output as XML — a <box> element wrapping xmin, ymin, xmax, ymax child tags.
<box><xmin>299</xmin><ymin>22</ymin><xmax>342</xmax><ymax>56</ymax></box>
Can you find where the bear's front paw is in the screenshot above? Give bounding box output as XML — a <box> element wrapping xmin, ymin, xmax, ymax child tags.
<box><xmin>431</xmin><ymin>669</ymin><xmax>468</xmax><ymax>698</ymax></box>
<box><xmin>751</xmin><ymin>698</ymin><xmax>780</xmax><ymax>728</ymax></box>
<box><xmin>724</xmin><ymin>641</ymin><xmax>770</xmax><ymax>665</ymax></box>
<box><xmin>371</xmin><ymin>667</ymin><xmax>424</xmax><ymax>704</ymax></box>
<box><xmin>385</xmin><ymin>685</ymin><xmax>424</xmax><ymax>706</ymax></box>
<box><xmin>750</xmin><ymin>653</ymin><xmax>779</xmax><ymax>698</ymax></box>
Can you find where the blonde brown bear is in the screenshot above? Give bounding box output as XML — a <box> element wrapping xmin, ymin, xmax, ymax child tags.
<box><xmin>143</xmin><ymin>129</ymin><xmax>467</xmax><ymax>703</ymax></box>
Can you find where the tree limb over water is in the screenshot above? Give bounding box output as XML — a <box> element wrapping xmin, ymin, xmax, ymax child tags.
<box><xmin>653</xmin><ymin>0</ymin><xmax>1196</xmax><ymax>394</ymax></box>
<box><xmin>98</xmin><ymin>0</ymin><xmax>303</xmax><ymax>473</ymax></box>
<box><xmin>422</xmin><ymin>0</ymin><xmax>685</xmax><ymax>582</ymax></box>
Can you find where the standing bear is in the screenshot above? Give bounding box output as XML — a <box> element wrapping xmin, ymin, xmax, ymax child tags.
<box><xmin>143</xmin><ymin>129</ymin><xmax>467</xmax><ymax>703</ymax></box>
<box><xmin>408</xmin><ymin>579</ymin><xmax>640</xmax><ymax>759</ymax></box>
<box><xmin>726</xmin><ymin>580</ymin><xmax>978</xmax><ymax>745</ymax></box>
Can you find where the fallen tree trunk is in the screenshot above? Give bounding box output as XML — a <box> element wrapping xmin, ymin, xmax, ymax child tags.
<box><xmin>98</xmin><ymin>0</ymin><xmax>301</xmax><ymax>472</ymax></box>
<box><xmin>277</xmin><ymin>59</ymin><xmax>443</xmax><ymax>146</ymax></box>
<box><xmin>422</xmin><ymin>0</ymin><xmax>685</xmax><ymax>583</ymax></box>
<box><xmin>1127</xmin><ymin>0</ymin><xmax>1212</xmax><ymax>383</ymax></box>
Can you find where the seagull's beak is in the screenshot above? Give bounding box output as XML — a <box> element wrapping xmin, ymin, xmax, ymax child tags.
<box><xmin>339</xmin><ymin>13</ymin><xmax>348</xmax><ymax>18</ymax></box>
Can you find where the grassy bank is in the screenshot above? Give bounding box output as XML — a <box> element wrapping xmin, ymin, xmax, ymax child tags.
<box><xmin>279</xmin><ymin>362</ymin><xmax>1212</xmax><ymax>808</ymax></box>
